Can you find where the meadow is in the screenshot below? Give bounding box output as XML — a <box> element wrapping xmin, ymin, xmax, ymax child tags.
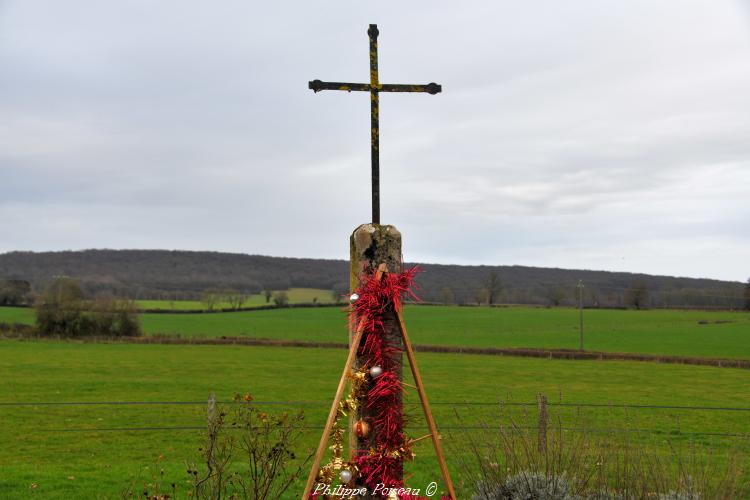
<box><xmin>1</xmin><ymin>340</ymin><xmax>749</xmax><ymax>498</ymax></box>
<box><xmin>1</xmin><ymin>305</ymin><xmax>749</xmax><ymax>497</ymax></box>
<box><xmin>2</xmin><ymin>304</ymin><xmax>749</xmax><ymax>358</ymax></box>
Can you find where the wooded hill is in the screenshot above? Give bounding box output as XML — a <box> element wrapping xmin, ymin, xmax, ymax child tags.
<box><xmin>0</xmin><ymin>249</ymin><xmax>745</xmax><ymax>308</ymax></box>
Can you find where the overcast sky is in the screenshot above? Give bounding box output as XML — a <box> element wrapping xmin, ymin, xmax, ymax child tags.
<box><xmin>1</xmin><ymin>1</ymin><xmax>749</xmax><ymax>281</ymax></box>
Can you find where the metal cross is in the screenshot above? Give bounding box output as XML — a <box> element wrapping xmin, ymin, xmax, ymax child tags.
<box><xmin>309</xmin><ymin>24</ymin><xmax>442</xmax><ymax>225</ymax></box>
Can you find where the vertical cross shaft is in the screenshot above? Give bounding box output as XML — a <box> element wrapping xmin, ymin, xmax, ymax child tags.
<box><xmin>368</xmin><ymin>24</ymin><xmax>380</xmax><ymax>224</ymax></box>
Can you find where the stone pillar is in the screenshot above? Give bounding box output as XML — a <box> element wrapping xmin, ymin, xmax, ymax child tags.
<box><xmin>349</xmin><ymin>224</ymin><xmax>403</xmax><ymax>491</ymax></box>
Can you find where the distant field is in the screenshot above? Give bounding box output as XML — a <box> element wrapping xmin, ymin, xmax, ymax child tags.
<box><xmin>0</xmin><ymin>306</ymin><xmax>33</xmax><ymax>324</ymax></box>
<box><xmin>0</xmin><ymin>339</ymin><xmax>748</xmax><ymax>498</ymax></box>
<box><xmin>135</xmin><ymin>287</ymin><xmax>335</xmax><ymax>310</ymax></box>
<box><xmin>2</xmin><ymin>305</ymin><xmax>749</xmax><ymax>359</ymax></box>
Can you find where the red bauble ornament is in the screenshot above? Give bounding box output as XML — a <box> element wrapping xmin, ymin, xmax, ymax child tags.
<box><xmin>354</xmin><ymin>419</ymin><xmax>370</xmax><ymax>439</ymax></box>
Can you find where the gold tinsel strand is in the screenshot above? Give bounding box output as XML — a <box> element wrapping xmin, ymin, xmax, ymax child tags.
<box><xmin>316</xmin><ymin>367</ymin><xmax>369</xmax><ymax>486</ymax></box>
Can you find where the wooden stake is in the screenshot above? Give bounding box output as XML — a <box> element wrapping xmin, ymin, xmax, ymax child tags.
<box><xmin>302</xmin><ymin>264</ymin><xmax>456</xmax><ymax>499</ymax></box>
<box><xmin>395</xmin><ymin>306</ymin><xmax>457</xmax><ymax>500</ymax></box>
<box><xmin>301</xmin><ymin>264</ymin><xmax>386</xmax><ymax>499</ymax></box>
<box><xmin>408</xmin><ymin>433</ymin><xmax>434</xmax><ymax>445</ymax></box>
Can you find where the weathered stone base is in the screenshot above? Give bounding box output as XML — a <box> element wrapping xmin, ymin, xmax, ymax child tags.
<box><xmin>349</xmin><ymin>224</ymin><xmax>403</xmax><ymax>496</ymax></box>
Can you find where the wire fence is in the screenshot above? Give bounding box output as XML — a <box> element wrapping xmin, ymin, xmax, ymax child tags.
<box><xmin>3</xmin><ymin>400</ymin><xmax>750</xmax><ymax>411</ymax></box>
<box><xmin>5</xmin><ymin>399</ymin><xmax>749</xmax><ymax>439</ymax></box>
<box><xmin>31</xmin><ymin>425</ymin><xmax>749</xmax><ymax>438</ymax></box>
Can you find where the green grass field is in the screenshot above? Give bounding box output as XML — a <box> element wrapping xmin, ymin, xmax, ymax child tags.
<box><xmin>2</xmin><ymin>305</ymin><xmax>749</xmax><ymax>359</ymax></box>
<box><xmin>1</xmin><ymin>340</ymin><xmax>749</xmax><ymax>498</ymax></box>
<box><xmin>135</xmin><ymin>287</ymin><xmax>335</xmax><ymax>310</ymax></box>
<box><xmin>0</xmin><ymin>306</ymin><xmax>33</xmax><ymax>324</ymax></box>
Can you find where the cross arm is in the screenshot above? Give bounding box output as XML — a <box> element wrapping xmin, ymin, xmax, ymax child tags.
<box><xmin>309</xmin><ymin>80</ymin><xmax>370</xmax><ymax>92</ymax></box>
<box><xmin>380</xmin><ymin>83</ymin><xmax>441</xmax><ymax>94</ymax></box>
<box><xmin>309</xmin><ymin>79</ymin><xmax>442</xmax><ymax>95</ymax></box>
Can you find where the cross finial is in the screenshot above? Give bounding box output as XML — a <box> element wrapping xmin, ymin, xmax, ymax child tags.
<box><xmin>308</xmin><ymin>24</ymin><xmax>441</xmax><ymax>224</ymax></box>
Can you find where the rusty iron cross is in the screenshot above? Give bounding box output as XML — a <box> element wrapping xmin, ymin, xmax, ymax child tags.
<box><xmin>309</xmin><ymin>24</ymin><xmax>442</xmax><ymax>225</ymax></box>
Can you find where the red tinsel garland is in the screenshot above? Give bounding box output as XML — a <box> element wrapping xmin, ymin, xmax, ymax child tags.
<box><xmin>349</xmin><ymin>266</ymin><xmax>419</xmax><ymax>494</ymax></box>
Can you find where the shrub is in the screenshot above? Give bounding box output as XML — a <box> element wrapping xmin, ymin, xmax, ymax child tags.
<box><xmin>452</xmin><ymin>399</ymin><xmax>749</xmax><ymax>499</ymax></box>
<box><xmin>34</xmin><ymin>278</ymin><xmax>141</xmax><ymax>337</ymax></box>
<box><xmin>35</xmin><ymin>278</ymin><xmax>87</xmax><ymax>336</ymax></box>
<box><xmin>505</xmin><ymin>472</ymin><xmax>576</xmax><ymax>500</ymax></box>
<box><xmin>273</xmin><ymin>291</ymin><xmax>289</xmax><ymax>307</ymax></box>
<box><xmin>659</xmin><ymin>492</ymin><xmax>702</xmax><ymax>500</ymax></box>
<box><xmin>474</xmin><ymin>472</ymin><xmax>577</xmax><ymax>500</ymax></box>
<box><xmin>88</xmin><ymin>297</ymin><xmax>141</xmax><ymax>337</ymax></box>
<box><xmin>0</xmin><ymin>279</ymin><xmax>33</xmax><ymax>305</ymax></box>
<box><xmin>127</xmin><ymin>393</ymin><xmax>312</xmax><ymax>499</ymax></box>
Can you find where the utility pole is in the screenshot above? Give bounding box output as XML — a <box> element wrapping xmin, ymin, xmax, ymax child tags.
<box><xmin>577</xmin><ymin>280</ymin><xmax>584</xmax><ymax>350</ymax></box>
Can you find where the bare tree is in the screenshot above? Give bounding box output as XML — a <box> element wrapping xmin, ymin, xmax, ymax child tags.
<box><xmin>263</xmin><ymin>289</ymin><xmax>273</xmax><ymax>304</ymax></box>
<box><xmin>484</xmin><ymin>271</ymin><xmax>502</xmax><ymax>305</ymax></box>
<box><xmin>474</xmin><ymin>288</ymin><xmax>489</xmax><ymax>306</ymax></box>
<box><xmin>273</xmin><ymin>291</ymin><xmax>289</xmax><ymax>307</ymax></box>
<box><xmin>438</xmin><ymin>286</ymin><xmax>455</xmax><ymax>305</ymax></box>
<box><xmin>546</xmin><ymin>287</ymin><xmax>566</xmax><ymax>307</ymax></box>
<box><xmin>223</xmin><ymin>289</ymin><xmax>248</xmax><ymax>310</ymax></box>
<box><xmin>624</xmin><ymin>282</ymin><xmax>649</xmax><ymax>310</ymax></box>
<box><xmin>202</xmin><ymin>288</ymin><xmax>220</xmax><ymax>311</ymax></box>
<box><xmin>587</xmin><ymin>287</ymin><xmax>600</xmax><ymax>308</ymax></box>
<box><xmin>330</xmin><ymin>283</ymin><xmax>348</xmax><ymax>304</ymax></box>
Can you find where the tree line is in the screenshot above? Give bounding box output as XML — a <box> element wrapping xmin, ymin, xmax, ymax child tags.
<box><xmin>431</xmin><ymin>275</ymin><xmax>748</xmax><ymax>310</ymax></box>
<box><xmin>0</xmin><ymin>249</ymin><xmax>746</xmax><ymax>310</ymax></box>
<box><xmin>199</xmin><ymin>288</ymin><xmax>292</xmax><ymax>310</ymax></box>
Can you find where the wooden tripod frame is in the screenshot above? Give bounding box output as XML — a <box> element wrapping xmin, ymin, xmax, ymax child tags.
<box><xmin>302</xmin><ymin>264</ymin><xmax>456</xmax><ymax>499</ymax></box>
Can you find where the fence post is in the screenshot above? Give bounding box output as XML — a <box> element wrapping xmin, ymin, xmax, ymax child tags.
<box><xmin>537</xmin><ymin>394</ymin><xmax>548</xmax><ymax>454</ymax></box>
<box><xmin>577</xmin><ymin>280</ymin><xmax>584</xmax><ymax>350</ymax></box>
<box><xmin>207</xmin><ymin>392</ymin><xmax>216</xmax><ymax>424</ymax></box>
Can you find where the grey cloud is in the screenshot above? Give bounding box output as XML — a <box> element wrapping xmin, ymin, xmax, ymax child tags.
<box><xmin>1</xmin><ymin>1</ymin><xmax>748</xmax><ymax>281</ymax></box>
